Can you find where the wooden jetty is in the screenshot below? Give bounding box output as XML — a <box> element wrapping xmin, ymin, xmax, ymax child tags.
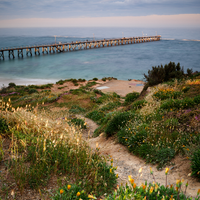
<box><xmin>0</xmin><ymin>35</ymin><xmax>161</xmax><ymax>60</ymax></box>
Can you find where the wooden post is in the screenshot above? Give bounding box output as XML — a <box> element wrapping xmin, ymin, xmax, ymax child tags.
<box><xmin>0</xmin><ymin>51</ymin><xmax>4</xmax><ymax>60</ymax></box>
<box><xmin>26</xmin><ymin>48</ymin><xmax>32</xmax><ymax>56</ymax></box>
<box><xmin>9</xmin><ymin>50</ymin><xmax>15</xmax><ymax>59</ymax></box>
<box><xmin>18</xmin><ymin>49</ymin><xmax>23</xmax><ymax>58</ymax></box>
<box><xmin>35</xmin><ymin>47</ymin><xmax>40</xmax><ymax>55</ymax></box>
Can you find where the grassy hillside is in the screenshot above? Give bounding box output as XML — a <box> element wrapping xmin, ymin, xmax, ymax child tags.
<box><xmin>0</xmin><ymin>63</ymin><xmax>200</xmax><ymax>199</ymax></box>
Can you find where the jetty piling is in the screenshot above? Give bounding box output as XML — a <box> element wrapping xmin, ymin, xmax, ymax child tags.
<box><xmin>0</xmin><ymin>35</ymin><xmax>161</xmax><ymax>60</ymax></box>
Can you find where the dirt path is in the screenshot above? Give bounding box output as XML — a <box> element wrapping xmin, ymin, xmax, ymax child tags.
<box><xmin>82</xmin><ymin>117</ymin><xmax>200</xmax><ymax>199</ymax></box>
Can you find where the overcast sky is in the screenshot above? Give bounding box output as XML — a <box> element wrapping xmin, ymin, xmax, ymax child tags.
<box><xmin>0</xmin><ymin>0</ymin><xmax>200</xmax><ymax>27</ymax></box>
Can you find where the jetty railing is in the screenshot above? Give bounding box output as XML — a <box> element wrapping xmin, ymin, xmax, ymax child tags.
<box><xmin>0</xmin><ymin>35</ymin><xmax>161</xmax><ymax>60</ymax></box>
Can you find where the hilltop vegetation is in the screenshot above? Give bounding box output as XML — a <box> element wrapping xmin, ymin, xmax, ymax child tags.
<box><xmin>0</xmin><ymin>62</ymin><xmax>200</xmax><ymax>199</ymax></box>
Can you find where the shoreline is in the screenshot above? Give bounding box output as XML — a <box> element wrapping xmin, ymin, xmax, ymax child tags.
<box><xmin>0</xmin><ymin>77</ymin><xmax>145</xmax><ymax>97</ymax></box>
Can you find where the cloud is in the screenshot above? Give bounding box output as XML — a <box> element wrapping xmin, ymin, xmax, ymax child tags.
<box><xmin>0</xmin><ymin>14</ymin><xmax>199</xmax><ymax>28</ymax></box>
<box><xmin>0</xmin><ymin>0</ymin><xmax>199</xmax><ymax>19</ymax></box>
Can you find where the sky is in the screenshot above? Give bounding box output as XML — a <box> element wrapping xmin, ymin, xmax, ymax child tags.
<box><xmin>0</xmin><ymin>0</ymin><xmax>200</xmax><ymax>27</ymax></box>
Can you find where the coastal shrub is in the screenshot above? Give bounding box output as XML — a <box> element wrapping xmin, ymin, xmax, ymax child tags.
<box><xmin>160</xmin><ymin>97</ymin><xmax>196</xmax><ymax>110</ymax></box>
<box><xmin>78</xmin><ymin>78</ymin><xmax>86</xmax><ymax>82</ymax></box>
<box><xmin>105</xmin><ymin>112</ymin><xmax>134</xmax><ymax>137</ymax></box>
<box><xmin>124</xmin><ymin>92</ymin><xmax>139</xmax><ymax>105</ymax></box>
<box><xmin>131</xmin><ymin>100</ymin><xmax>147</xmax><ymax>110</ymax></box>
<box><xmin>143</xmin><ymin>62</ymin><xmax>185</xmax><ymax>90</ymax></box>
<box><xmin>70</xmin><ymin>118</ymin><xmax>87</xmax><ymax>129</ymax></box>
<box><xmin>85</xmin><ymin>81</ymin><xmax>97</xmax><ymax>88</ymax></box>
<box><xmin>56</xmin><ymin>79</ymin><xmax>66</xmax><ymax>85</ymax></box>
<box><xmin>71</xmin><ymin>88</ymin><xmax>88</xmax><ymax>95</ymax></box>
<box><xmin>153</xmin><ymin>89</ymin><xmax>182</xmax><ymax>100</ymax></box>
<box><xmin>93</xmin><ymin>89</ymin><xmax>104</xmax><ymax>96</ymax></box>
<box><xmin>69</xmin><ymin>105</ymin><xmax>86</xmax><ymax>114</ymax></box>
<box><xmin>117</xmin><ymin>128</ymin><xmax>129</xmax><ymax>145</ymax></box>
<box><xmin>93</xmin><ymin>77</ymin><xmax>98</xmax><ymax>81</ymax></box>
<box><xmin>28</xmin><ymin>88</ymin><xmax>38</xmax><ymax>94</ymax></box>
<box><xmin>85</xmin><ymin>110</ymin><xmax>105</xmax><ymax>123</ymax></box>
<box><xmin>194</xmin><ymin>95</ymin><xmax>200</xmax><ymax>104</ymax></box>
<box><xmin>191</xmin><ymin>148</ymin><xmax>200</xmax><ymax>180</ymax></box>
<box><xmin>100</xmin><ymin>102</ymin><xmax>121</xmax><ymax>112</ymax></box>
<box><xmin>8</xmin><ymin>82</ymin><xmax>16</xmax><ymax>88</ymax></box>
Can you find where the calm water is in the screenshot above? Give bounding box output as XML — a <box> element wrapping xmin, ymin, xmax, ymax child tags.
<box><xmin>0</xmin><ymin>27</ymin><xmax>200</xmax><ymax>87</ymax></box>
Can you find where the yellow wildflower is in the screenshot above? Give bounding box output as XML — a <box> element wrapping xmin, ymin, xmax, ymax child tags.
<box><xmin>130</xmin><ymin>178</ymin><xmax>134</xmax><ymax>184</ymax></box>
<box><xmin>165</xmin><ymin>168</ymin><xmax>169</xmax><ymax>175</ymax></box>
<box><xmin>60</xmin><ymin>189</ymin><xmax>64</xmax><ymax>194</ymax></box>
<box><xmin>128</xmin><ymin>175</ymin><xmax>132</xmax><ymax>182</ymax></box>
<box><xmin>77</xmin><ymin>192</ymin><xmax>81</xmax><ymax>197</ymax></box>
<box><xmin>149</xmin><ymin>186</ymin><xmax>154</xmax><ymax>194</ymax></box>
<box><xmin>67</xmin><ymin>185</ymin><xmax>71</xmax><ymax>190</ymax></box>
<box><xmin>88</xmin><ymin>194</ymin><xmax>96</xmax><ymax>199</ymax></box>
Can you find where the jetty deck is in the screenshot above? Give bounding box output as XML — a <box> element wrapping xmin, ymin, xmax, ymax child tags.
<box><xmin>0</xmin><ymin>35</ymin><xmax>161</xmax><ymax>60</ymax></box>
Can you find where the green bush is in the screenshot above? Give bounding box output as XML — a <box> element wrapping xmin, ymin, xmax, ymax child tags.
<box><xmin>28</xmin><ymin>88</ymin><xmax>38</xmax><ymax>94</ymax></box>
<box><xmin>191</xmin><ymin>148</ymin><xmax>200</xmax><ymax>180</ymax></box>
<box><xmin>85</xmin><ymin>81</ymin><xmax>97</xmax><ymax>88</ymax></box>
<box><xmin>160</xmin><ymin>97</ymin><xmax>196</xmax><ymax>110</ymax></box>
<box><xmin>100</xmin><ymin>102</ymin><xmax>121</xmax><ymax>112</ymax></box>
<box><xmin>153</xmin><ymin>90</ymin><xmax>182</xmax><ymax>100</ymax></box>
<box><xmin>8</xmin><ymin>82</ymin><xmax>16</xmax><ymax>88</ymax></box>
<box><xmin>93</xmin><ymin>77</ymin><xmax>98</xmax><ymax>81</ymax></box>
<box><xmin>143</xmin><ymin>62</ymin><xmax>185</xmax><ymax>90</ymax></box>
<box><xmin>69</xmin><ymin>105</ymin><xmax>86</xmax><ymax>114</ymax></box>
<box><xmin>93</xmin><ymin>89</ymin><xmax>104</xmax><ymax>96</ymax></box>
<box><xmin>194</xmin><ymin>95</ymin><xmax>200</xmax><ymax>104</ymax></box>
<box><xmin>70</xmin><ymin>118</ymin><xmax>87</xmax><ymax>129</ymax></box>
<box><xmin>56</xmin><ymin>79</ymin><xmax>66</xmax><ymax>85</ymax></box>
<box><xmin>131</xmin><ymin>100</ymin><xmax>147</xmax><ymax>110</ymax></box>
<box><xmin>78</xmin><ymin>78</ymin><xmax>86</xmax><ymax>82</ymax></box>
<box><xmin>85</xmin><ymin>110</ymin><xmax>105</xmax><ymax>123</ymax></box>
<box><xmin>71</xmin><ymin>88</ymin><xmax>88</xmax><ymax>95</ymax></box>
<box><xmin>105</xmin><ymin>112</ymin><xmax>134</xmax><ymax>137</ymax></box>
<box><xmin>124</xmin><ymin>92</ymin><xmax>139</xmax><ymax>105</ymax></box>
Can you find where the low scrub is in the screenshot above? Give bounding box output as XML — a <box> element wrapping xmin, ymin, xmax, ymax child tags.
<box><xmin>143</xmin><ymin>62</ymin><xmax>193</xmax><ymax>91</ymax></box>
<box><xmin>105</xmin><ymin>112</ymin><xmax>135</xmax><ymax>137</ymax></box>
<box><xmin>160</xmin><ymin>96</ymin><xmax>199</xmax><ymax>110</ymax></box>
<box><xmin>131</xmin><ymin>99</ymin><xmax>147</xmax><ymax>110</ymax></box>
<box><xmin>85</xmin><ymin>110</ymin><xmax>105</xmax><ymax>124</ymax></box>
<box><xmin>124</xmin><ymin>92</ymin><xmax>139</xmax><ymax>105</ymax></box>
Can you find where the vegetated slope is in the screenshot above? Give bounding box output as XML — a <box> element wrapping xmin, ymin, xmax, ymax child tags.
<box><xmin>1</xmin><ymin>65</ymin><xmax>200</xmax><ymax>199</ymax></box>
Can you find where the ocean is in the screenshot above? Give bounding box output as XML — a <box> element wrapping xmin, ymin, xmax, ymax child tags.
<box><xmin>0</xmin><ymin>27</ymin><xmax>200</xmax><ymax>87</ymax></box>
